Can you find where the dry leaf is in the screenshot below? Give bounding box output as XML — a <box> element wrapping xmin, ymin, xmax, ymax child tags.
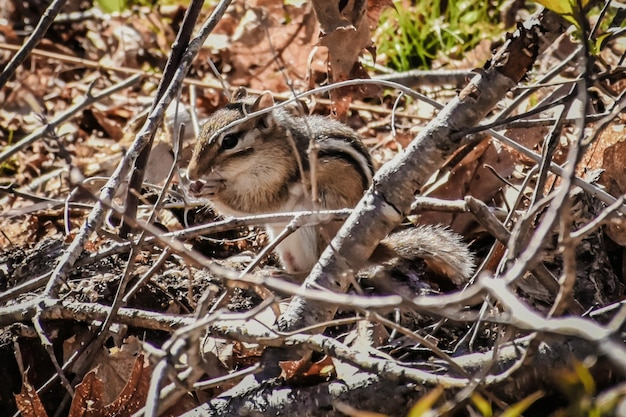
<box><xmin>279</xmin><ymin>355</ymin><xmax>309</xmax><ymax>380</ymax></box>
<box><xmin>419</xmin><ymin>138</ymin><xmax>516</xmax><ymax>234</ymax></box>
<box><xmin>223</xmin><ymin>3</ymin><xmax>319</xmax><ymax>92</ymax></box>
<box><xmin>102</xmin><ymin>355</ymin><xmax>151</xmax><ymax>416</ymax></box>
<box><xmin>145</xmin><ymin>141</ymin><xmax>175</xmax><ymax>185</ymax></box>
<box><xmin>303</xmin><ymin>355</ymin><xmax>335</xmax><ymax>378</ymax></box>
<box><xmin>69</xmin><ymin>371</ymin><xmax>106</xmax><ymax>417</ymax></box>
<box><xmin>366</xmin><ymin>0</ymin><xmax>394</xmax><ymax>29</ymax></box>
<box><xmin>90</xmin><ymin>107</ymin><xmax>126</xmax><ymax>140</ymax></box>
<box><xmin>68</xmin><ymin>354</ymin><xmax>150</xmax><ymax>417</ymax></box>
<box><xmin>312</xmin><ymin>0</ymin><xmax>389</xmax><ymax>117</ymax></box>
<box><xmin>580</xmin><ymin>123</ymin><xmax>624</xmax><ymax>176</ymax></box>
<box><xmin>15</xmin><ymin>372</ymin><xmax>48</xmax><ymax>417</ymax></box>
<box><xmin>233</xmin><ymin>341</ymin><xmax>264</xmax><ymax>368</ymax></box>
<box><xmin>202</xmin><ymin>336</ymin><xmax>233</xmax><ymax>374</ymax></box>
<box><xmin>592</xmin><ymin>126</ymin><xmax>626</xmax><ymax>246</ymax></box>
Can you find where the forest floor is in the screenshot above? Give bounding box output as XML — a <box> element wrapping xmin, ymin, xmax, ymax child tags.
<box><xmin>1</xmin><ymin>0</ymin><xmax>625</xmax><ymax>416</ymax></box>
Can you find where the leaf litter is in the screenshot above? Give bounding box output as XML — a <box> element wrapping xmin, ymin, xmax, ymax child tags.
<box><xmin>0</xmin><ymin>0</ymin><xmax>625</xmax><ymax>415</ymax></box>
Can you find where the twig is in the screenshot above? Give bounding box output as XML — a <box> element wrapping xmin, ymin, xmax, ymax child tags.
<box><xmin>0</xmin><ymin>214</ymin><xmax>349</xmax><ymax>302</ymax></box>
<box><xmin>141</xmin><ymin>299</ymin><xmax>277</xmax><ymax>417</ymax></box>
<box><xmin>239</xmin><ymin>216</ymin><xmax>303</xmax><ymax>277</ymax></box>
<box><xmin>90</xmin><ymin>116</ymin><xmax>190</xmax><ymax>385</ymax></box>
<box><xmin>42</xmin><ymin>0</ymin><xmax>233</xmax><ymax>298</ymax></box>
<box><xmin>493</xmin><ymin>45</ymin><xmax>582</xmax><ymax>121</ymax></box>
<box><xmin>0</xmin><ymin>75</ymin><xmax>141</xmax><ymax>165</ymax></box>
<box><xmin>53</xmin><ymin>6</ymin><xmax>104</xmax><ymax>23</ymax></box>
<box><xmin>373</xmin><ymin>69</ymin><xmax>474</xmax><ymax>87</ymax></box>
<box><xmin>0</xmin><ymin>292</ymin><xmax>402</xmax><ymax>333</ymax></box>
<box><xmin>305</xmin><ymin>78</ymin><xmax>626</xmax><ymax>213</ymax></box>
<box><xmin>124</xmin><ymin>249</ymin><xmax>172</xmax><ymax>304</ymax></box>
<box><xmin>0</xmin><ymin>0</ymin><xmax>68</xmax><ymax>89</ymax></box>
<box><xmin>453</xmin><ymin>86</ymin><xmax>577</xmax><ymax>139</ymax></box>
<box><xmin>410</xmin><ymin>196</ymin><xmax>468</xmax><ymax>214</ymax></box>
<box><xmin>120</xmin><ymin>0</ymin><xmax>206</xmax><ymax>238</ymax></box>
<box><xmin>529</xmin><ymin>89</ymin><xmax>573</xmax><ymax>208</ymax></box>
<box><xmin>193</xmin><ymin>363</ymin><xmax>262</xmax><ymax>390</ymax></box>
<box><xmin>81</xmin><ymin>210</ymin><xmax>351</xmax><ymax>270</ymax></box>
<box><xmin>571</xmin><ymin>195</ymin><xmax>626</xmax><ymax>242</ymax></box>
<box><xmin>108</xmin><ymin>115</ymin><xmax>186</xmax><ymax>306</ymax></box>
<box><xmin>278</xmin><ymin>9</ymin><xmax>567</xmax><ymax>333</ymax></box>
<box><xmin>548</xmin><ymin>64</ymin><xmax>590</xmax><ymax>318</ymax></box>
<box><xmin>0</xmin><ymin>272</ymin><xmax>52</xmax><ymax>304</ymax></box>
<box><xmin>489</xmin><ymin>131</ymin><xmax>623</xmax><ymax>215</ymax></box>
<box><xmin>478</xmin><ymin>277</ymin><xmax>626</xmax><ymax>376</ymax></box>
<box><xmin>502</xmin><ymin>68</ymin><xmax>589</xmax><ymax>293</ymax></box>
<box><xmin>0</xmin><ymin>187</ymin><xmax>92</xmax><ymax>218</ymax></box>
<box><xmin>32</xmin><ymin>309</ymin><xmax>74</xmax><ymax>396</ymax></box>
<box><xmin>0</xmin><ymin>41</ymin><xmax>222</xmax><ymax>90</ymax></box>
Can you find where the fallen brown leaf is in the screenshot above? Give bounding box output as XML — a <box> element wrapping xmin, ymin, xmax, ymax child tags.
<box><xmin>68</xmin><ymin>354</ymin><xmax>150</xmax><ymax>417</ymax></box>
<box><xmin>14</xmin><ymin>371</ymin><xmax>48</xmax><ymax>417</ymax></box>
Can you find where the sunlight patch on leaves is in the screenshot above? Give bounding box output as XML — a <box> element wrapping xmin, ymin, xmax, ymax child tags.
<box><xmin>95</xmin><ymin>0</ymin><xmax>127</xmax><ymax>13</ymax></box>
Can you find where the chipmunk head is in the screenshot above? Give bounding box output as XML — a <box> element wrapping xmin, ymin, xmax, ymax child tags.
<box><xmin>186</xmin><ymin>89</ymin><xmax>299</xmax><ymax>214</ymax></box>
<box><xmin>188</xmin><ymin>88</ymin><xmax>277</xmax><ymax>181</ymax></box>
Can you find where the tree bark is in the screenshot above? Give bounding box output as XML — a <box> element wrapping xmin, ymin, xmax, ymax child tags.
<box><xmin>278</xmin><ymin>9</ymin><xmax>566</xmax><ymax>332</ymax></box>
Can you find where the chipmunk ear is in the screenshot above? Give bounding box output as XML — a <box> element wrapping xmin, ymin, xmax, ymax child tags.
<box><xmin>231</xmin><ymin>87</ymin><xmax>248</xmax><ymax>102</ymax></box>
<box><xmin>252</xmin><ymin>92</ymin><xmax>276</xmax><ymax>130</ymax></box>
<box><xmin>252</xmin><ymin>91</ymin><xmax>275</xmax><ymax>112</ymax></box>
<box><xmin>283</xmin><ymin>100</ymin><xmax>307</xmax><ymax>118</ymax></box>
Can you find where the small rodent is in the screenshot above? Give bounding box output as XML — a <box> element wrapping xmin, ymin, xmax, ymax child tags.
<box><xmin>187</xmin><ymin>89</ymin><xmax>474</xmax><ymax>288</ymax></box>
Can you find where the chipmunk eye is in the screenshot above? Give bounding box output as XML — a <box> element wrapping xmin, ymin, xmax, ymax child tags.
<box><xmin>221</xmin><ymin>133</ymin><xmax>239</xmax><ymax>150</ymax></box>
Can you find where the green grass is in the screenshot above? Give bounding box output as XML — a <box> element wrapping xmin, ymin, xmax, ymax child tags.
<box><xmin>95</xmin><ymin>0</ymin><xmax>128</xmax><ymax>13</ymax></box>
<box><xmin>374</xmin><ymin>0</ymin><xmax>505</xmax><ymax>71</ymax></box>
<box><xmin>94</xmin><ymin>0</ymin><xmax>195</xmax><ymax>13</ymax></box>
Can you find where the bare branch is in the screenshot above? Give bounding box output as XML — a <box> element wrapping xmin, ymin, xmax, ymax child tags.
<box><xmin>279</xmin><ymin>9</ymin><xmax>567</xmax><ymax>333</ymax></box>
<box><xmin>0</xmin><ymin>0</ymin><xmax>68</xmax><ymax>88</ymax></box>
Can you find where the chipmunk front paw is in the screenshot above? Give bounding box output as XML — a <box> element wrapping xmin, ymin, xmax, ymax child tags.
<box><xmin>188</xmin><ymin>175</ymin><xmax>226</xmax><ymax>198</ymax></box>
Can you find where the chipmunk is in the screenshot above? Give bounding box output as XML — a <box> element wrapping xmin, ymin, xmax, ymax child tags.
<box><xmin>186</xmin><ymin>89</ymin><xmax>474</xmax><ymax>290</ymax></box>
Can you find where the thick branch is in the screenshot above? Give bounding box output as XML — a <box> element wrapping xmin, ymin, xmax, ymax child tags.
<box><xmin>188</xmin><ymin>335</ymin><xmax>601</xmax><ymax>416</ymax></box>
<box><xmin>279</xmin><ymin>10</ymin><xmax>566</xmax><ymax>332</ymax></box>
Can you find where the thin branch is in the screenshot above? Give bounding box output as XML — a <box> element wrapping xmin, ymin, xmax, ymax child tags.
<box><xmin>120</xmin><ymin>0</ymin><xmax>206</xmax><ymax>237</ymax></box>
<box><xmin>0</xmin><ymin>75</ymin><xmax>141</xmax><ymax>165</ymax></box>
<box><xmin>0</xmin><ymin>0</ymin><xmax>68</xmax><ymax>88</ymax></box>
<box><xmin>42</xmin><ymin>0</ymin><xmax>233</xmax><ymax>298</ymax></box>
<box><xmin>278</xmin><ymin>9</ymin><xmax>567</xmax><ymax>333</ymax></box>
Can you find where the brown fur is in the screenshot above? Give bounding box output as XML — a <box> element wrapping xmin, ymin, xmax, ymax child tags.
<box><xmin>186</xmin><ymin>92</ymin><xmax>373</xmax><ymax>272</ymax></box>
<box><xmin>186</xmin><ymin>91</ymin><xmax>474</xmax><ymax>282</ymax></box>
